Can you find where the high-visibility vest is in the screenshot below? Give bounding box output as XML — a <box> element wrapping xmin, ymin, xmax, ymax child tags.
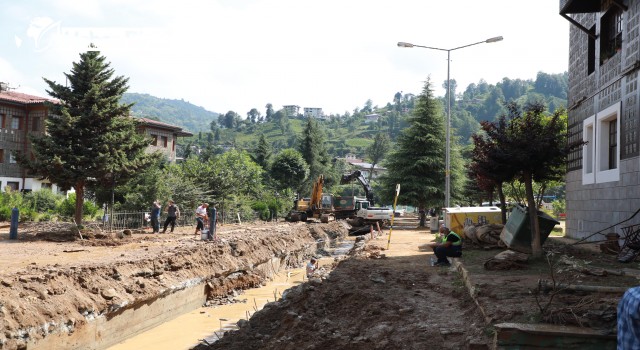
<box><xmin>446</xmin><ymin>231</ymin><xmax>462</xmax><ymax>246</ymax></box>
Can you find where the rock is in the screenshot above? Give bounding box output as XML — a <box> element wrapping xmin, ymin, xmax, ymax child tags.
<box><xmin>237</xmin><ymin>319</ymin><xmax>250</xmax><ymax>329</ymax></box>
<box><xmin>369</xmin><ymin>275</ymin><xmax>386</xmax><ymax>284</ymax></box>
<box><xmin>101</xmin><ymin>288</ymin><xmax>118</xmax><ymax>300</ymax></box>
<box><xmin>1</xmin><ymin>279</ymin><xmax>12</xmax><ymax>287</ymax></box>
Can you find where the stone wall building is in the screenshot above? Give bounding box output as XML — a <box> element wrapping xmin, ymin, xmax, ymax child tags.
<box><xmin>561</xmin><ymin>0</ymin><xmax>640</xmax><ymax>240</ymax></box>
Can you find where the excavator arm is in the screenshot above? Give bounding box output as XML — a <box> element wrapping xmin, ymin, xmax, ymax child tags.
<box><xmin>340</xmin><ymin>170</ymin><xmax>375</xmax><ymax>206</ymax></box>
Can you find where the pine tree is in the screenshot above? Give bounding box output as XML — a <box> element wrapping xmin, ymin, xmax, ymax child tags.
<box><xmin>253</xmin><ymin>134</ymin><xmax>272</xmax><ymax>169</ymax></box>
<box><xmin>21</xmin><ymin>48</ymin><xmax>151</xmax><ymax>224</ymax></box>
<box><xmin>298</xmin><ymin>117</ymin><xmax>329</xmax><ymax>182</ymax></box>
<box><xmin>380</xmin><ymin>77</ymin><xmax>446</xmax><ymax>223</ymax></box>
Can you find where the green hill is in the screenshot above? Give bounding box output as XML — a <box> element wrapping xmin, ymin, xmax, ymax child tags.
<box><xmin>121</xmin><ymin>93</ymin><xmax>219</xmax><ymax>133</ymax></box>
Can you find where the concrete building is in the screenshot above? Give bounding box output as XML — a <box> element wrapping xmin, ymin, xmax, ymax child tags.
<box><xmin>560</xmin><ymin>0</ymin><xmax>639</xmax><ymax>240</ymax></box>
<box><xmin>304</xmin><ymin>107</ymin><xmax>325</xmax><ymax>119</ymax></box>
<box><xmin>283</xmin><ymin>105</ymin><xmax>300</xmax><ymax>117</ymax></box>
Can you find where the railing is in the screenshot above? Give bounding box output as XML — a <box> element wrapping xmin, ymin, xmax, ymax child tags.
<box><xmin>102</xmin><ymin>210</ymin><xmax>260</xmax><ymax>230</ymax></box>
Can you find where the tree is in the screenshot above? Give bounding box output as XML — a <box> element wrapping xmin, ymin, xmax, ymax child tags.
<box><xmin>298</xmin><ymin>117</ymin><xmax>330</xmax><ymax>183</ymax></box>
<box><xmin>21</xmin><ymin>49</ymin><xmax>151</xmax><ymax>224</ymax></box>
<box><xmin>270</xmin><ymin>149</ymin><xmax>309</xmax><ymax>192</ymax></box>
<box><xmin>475</xmin><ymin>102</ymin><xmax>576</xmax><ymax>258</ymax></box>
<box><xmin>380</xmin><ymin>77</ymin><xmax>445</xmax><ymax>226</ymax></box>
<box><xmin>366</xmin><ymin>133</ymin><xmax>390</xmax><ymax>181</ymax></box>
<box><xmin>253</xmin><ymin>134</ymin><xmax>272</xmax><ymax>169</ymax></box>
<box><xmin>247</xmin><ymin>108</ymin><xmax>260</xmax><ymax>124</ymax></box>
<box><xmin>265</xmin><ymin>103</ymin><xmax>274</xmax><ymax>122</ymax></box>
<box><xmin>209</xmin><ymin>119</ymin><xmax>218</xmax><ymax>133</ymax></box>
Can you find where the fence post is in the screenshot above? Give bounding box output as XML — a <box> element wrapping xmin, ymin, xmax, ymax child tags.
<box><xmin>209</xmin><ymin>207</ymin><xmax>217</xmax><ymax>240</ymax></box>
<box><xmin>9</xmin><ymin>207</ymin><xmax>18</xmax><ymax>240</ymax></box>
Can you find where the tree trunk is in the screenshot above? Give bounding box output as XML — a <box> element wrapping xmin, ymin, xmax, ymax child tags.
<box><xmin>418</xmin><ymin>205</ymin><xmax>426</xmax><ymax>227</ymax></box>
<box><xmin>523</xmin><ymin>172</ymin><xmax>542</xmax><ymax>259</ymax></box>
<box><xmin>75</xmin><ymin>181</ymin><xmax>85</xmax><ymax>226</ymax></box>
<box><xmin>497</xmin><ymin>182</ymin><xmax>507</xmax><ymax>224</ymax></box>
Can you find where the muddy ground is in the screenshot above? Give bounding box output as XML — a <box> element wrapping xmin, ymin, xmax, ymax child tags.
<box><xmin>0</xmin><ymin>220</ymin><xmax>637</xmax><ymax>350</ymax></box>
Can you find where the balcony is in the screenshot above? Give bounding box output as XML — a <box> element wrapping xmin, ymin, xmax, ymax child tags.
<box><xmin>560</xmin><ymin>0</ymin><xmax>600</xmax><ymax>14</ymax></box>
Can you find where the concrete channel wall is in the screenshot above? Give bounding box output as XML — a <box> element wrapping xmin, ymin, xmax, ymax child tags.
<box><xmin>0</xmin><ymin>223</ymin><xmax>346</xmax><ymax>350</ymax></box>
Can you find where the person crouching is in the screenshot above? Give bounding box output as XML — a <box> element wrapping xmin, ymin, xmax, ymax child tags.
<box><xmin>432</xmin><ymin>226</ymin><xmax>462</xmax><ymax>267</ymax></box>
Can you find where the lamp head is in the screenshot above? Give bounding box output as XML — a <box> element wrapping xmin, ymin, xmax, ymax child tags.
<box><xmin>485</xmin><ymin>36</ymin><xmax>503</xmax><ymax>43</ymax></box>
<box><xmin>397</xmin><ymin>42</ymin><xmax>414</xmax><ymax>48</ymax></box>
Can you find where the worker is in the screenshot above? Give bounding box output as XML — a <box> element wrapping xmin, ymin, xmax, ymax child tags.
<box><xmin>306</xmin><ymin>258</ymin><xmax>319</xmax><ymax>279</ymax></box>
<box><xmin>618</xmin><ymin>286</ymin><xmax>640</xmax><ymax>349</ymax></box>
<box><xmin>431</xmin><ymin>226</ymin><xmax>462</xmax><ymax>267</ymax></box>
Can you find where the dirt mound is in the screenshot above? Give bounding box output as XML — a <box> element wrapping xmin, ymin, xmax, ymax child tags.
<box><xmin>200</xmin><ymin>248</ymin><xmax>490</xmax><ymax>349</ymax></box>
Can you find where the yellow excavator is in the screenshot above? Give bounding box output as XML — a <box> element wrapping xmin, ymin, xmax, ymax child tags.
<box><xmin>286</xmin><ymin>175</ymin><xmax>334</xmax><ymax>222</ymax></box>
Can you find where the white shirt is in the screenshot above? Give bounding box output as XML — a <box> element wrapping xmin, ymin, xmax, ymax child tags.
<box><xmin>196</xmin><ymin>205</ymin><xmax>207</xmax><ymax>218</ymax></box>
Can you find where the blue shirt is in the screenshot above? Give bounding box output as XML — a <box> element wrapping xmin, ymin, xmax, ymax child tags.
<box><xmin>618</xmin><ymin>286</ymin><xmax>640</xmax><ymax>350</ymax></box>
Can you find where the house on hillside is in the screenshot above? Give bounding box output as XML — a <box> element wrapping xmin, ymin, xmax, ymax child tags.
<box><xmin>136</xmin><ymin>118</ymin><xmax>193</xmax><ymax>162</ymax></box>
<box><xmin>560</xmin><ymin>1</ymin><xmax>639</xmax><ymax>240</ymax></box>
<box><xmin>304</xmin><ymin>107</ymin><xmax>325</xmax><ymax>120</ymax></box>
<box><xmin>0</xmin><ymin>85</ymin><xmax>61</xmax><ymax>193</ymax></box>
<box><xmin>283</xmin><ymin>105</ymin><xmax>300</xmax><ymax>117</ymax></box>
<box><xmin>341</xmin><ymin>154</ymin><xmax>386</xmax><ymax>179</ymax></box>
<box><xmin>364</xmin><ymin>113</ymin><xmax>380</xmax><ymax>123</ymax></box>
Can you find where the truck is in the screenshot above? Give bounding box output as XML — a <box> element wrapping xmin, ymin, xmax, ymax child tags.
<box><xmin>338</xmin><ymin>171</ymin><xmax>393</xmax><ymax>226</ymax></box>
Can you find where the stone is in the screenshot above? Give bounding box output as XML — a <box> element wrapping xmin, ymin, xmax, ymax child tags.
<box><xmin>101</xmin><ymin>288</ymin><xmax>118</xmax><ymax>300</ymax></box>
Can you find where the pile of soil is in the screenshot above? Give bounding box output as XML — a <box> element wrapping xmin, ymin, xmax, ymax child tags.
<box><xmin>200</xmin><ymin>243</ymin><xmax>491</xmax><ymax>350</ymax></box>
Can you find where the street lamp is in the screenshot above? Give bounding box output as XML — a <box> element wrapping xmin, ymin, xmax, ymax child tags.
<box><xmin>397</xmin><ymin>36</ymin><xmax>503</xmax><ymax>208</ymax></box>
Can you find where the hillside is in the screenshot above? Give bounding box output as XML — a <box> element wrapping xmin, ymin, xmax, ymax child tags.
<box><xmin>121</xmin><ymin>93</ymin><xmax>219</xmax><ymax>133</ymax></box>
<box><xmin>124</xmin><ymin>72</ymin><xmax>568</xmax><ymax>159</ymax></box>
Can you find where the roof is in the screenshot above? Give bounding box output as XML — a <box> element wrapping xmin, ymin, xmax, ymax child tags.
<box><xmin>137</xmin><ymin>117</ymin><xmax>194</xmax><ymax>137</ymax></box>
<box><xmin>0</xmin><ymin>90</ymin><xmax>55</xmax><ymax>105</ymax></box>
<box><xmin>347</xmin><ymin>160</ymin><xmax>386</xmax><ymax>171</ymax></box>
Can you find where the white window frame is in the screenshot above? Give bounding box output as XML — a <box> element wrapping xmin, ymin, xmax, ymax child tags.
<box><xmin>582</xmin><ymin>115</ymin><xmax>595</xmax><ymax>185</ymax></box>
<box><xmin>595</xmin><ymin>102</ymin><xmax>620</xmax><ymax>183</ymax></box>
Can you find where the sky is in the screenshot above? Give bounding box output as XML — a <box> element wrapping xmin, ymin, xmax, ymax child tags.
<box><xmin>1</xmin><ymin>1</ymin><xmax>569</xmax><ymax>117</ymax></box>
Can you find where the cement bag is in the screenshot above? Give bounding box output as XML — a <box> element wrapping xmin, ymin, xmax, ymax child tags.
<box><xmin>464</xmin><ymin>225</ymin><xmax>479</xmax><ymax>244</ymax></box>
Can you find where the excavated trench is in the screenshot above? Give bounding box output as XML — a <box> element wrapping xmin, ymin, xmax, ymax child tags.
<box><xmin>0</xmin><ymin>222</ymin><xmax>349</xmax><ymax>350</ymax></box>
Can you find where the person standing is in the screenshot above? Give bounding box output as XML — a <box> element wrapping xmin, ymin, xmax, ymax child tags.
<box><xmin>194</xmin><ymin>203</ymin><xmax>209</xmax><ymax>236</ymax></box>
<box><xmin>150</xmin><ymin>200</ymin><xmax>161</xmax><ymax>233</ymax></box>
<box><xmin>162</xmin><ymin>200</ymin><xmax>180</xmax><ymax>233</ymax></box>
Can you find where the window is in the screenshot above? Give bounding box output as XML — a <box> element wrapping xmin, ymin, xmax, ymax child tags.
<box><xmin>588</xmin><ymin>25</ymin><xmax>595</xmax><ymax>74</ymax></box>
<box><xmin>32</xmin><ymin>117</ymin><xmax>39</xmax><ymax>132</ymax></box>
<box><xmin>9</xmin><ymin>152</ymin><xmax>16</xmax><ymax>164</ymax></box>
<box><xmin>582</xmin><ymin>116</ymin><xmax>595</xmax><ymax>185</ymax></box>
<box><xmin>161</xmin><ymin>135</ymin><xmax>168</xmax><ymax>148</ymax></box>
<box><xmin>41</xmin><ymin>183</ymin><xmax>52</xmax><ymax>190</ymax></box>
<box><xmin>150</xmin><ymin>134</ymin><xmax>158</xmax><ymax>146</ymax></box>
<box><xmin>0</xmin><ymin>114</ymin><xmax>5</xmax><ymax>128</ymax></box>
<box><xmin>5</xmin><ymin>182</ymin><xmax>19</xmax><ymax>192</ymax></box>
<box><xmin>11</xmin><ymin>116</ymin><xmax>20</xmax><ymax>130</ymax></box>
<box><xmin>595</xmin><ymin>102</ymin><xmax>620</xmax><ymax>183</ymax></box>
<box><xmin>0</xmin><ymin>149</ymin><xmax>4</xmax><ymax>163</ymax></box>
<box><xmin>600</xmin><ymin>7</ymin><xmax>623</xmax><ymax>64</ymax></box>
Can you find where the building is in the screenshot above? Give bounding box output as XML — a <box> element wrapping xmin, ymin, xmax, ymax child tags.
<box><xmin>364</xmin><ymin>113</ymin><xmax>381</xmax><ymax>123</ymax></box>
<box><xmin>136</xmin><ymin>118</ymin><xmax>193</xmax><ymax>162</ymax></box>
<box><xmin>304</xmin><ymin>107</ymin><xmax>325</xmax><ymax>119</ymax></box>
<box><xmin>0</xmin><ymin>85</ymin><xmax>60</xmax><ymax>192</ymax></box>
<box><xmin>0</xmin><ymin>85</ymin><xmax>192</xmax><ymax>192</ymax></box>
<box><xmin>342</xmin><ymin>154</ymin><xmax>386</xmax><ymax>179</ymax></box>
<box><xmin>282</xmin><ymin>105</ymin><xmax>300</xmax><ymax>117</ymax></box>
<box><xmin>560</xmin><ymin>0</ymin><xmax>638</xmax><ymax>240</ymax></box>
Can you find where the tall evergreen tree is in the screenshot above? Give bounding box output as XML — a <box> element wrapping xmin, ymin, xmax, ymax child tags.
<box><xmin>20</xmin><ymin>48</ymin><xmax>151</xmax><ymax>224</ymax></box>
<box><xmin>253</xmin><ymin>134</ymin><xmax>272</xmax><ymax>169</ymax></box>
<box><xmin>380</xmin><ymin>77</ymin><xmax>445</xmax><ymax>225</ymax></box>
<box><xmin>298</xmin><ymin>117</ymin><xmax>329</xmax><ymax>184</ymax></box>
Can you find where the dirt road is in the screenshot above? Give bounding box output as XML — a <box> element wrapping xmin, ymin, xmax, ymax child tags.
<box><xmin>199</xmin><ymin>229</ymin><xmax>492</xmax><ymax>350</ymax></box>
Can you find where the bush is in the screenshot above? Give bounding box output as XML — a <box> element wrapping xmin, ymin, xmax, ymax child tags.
<box><xmin>58</xmin><ymin>193</ymin><xmax>101</xmax><ymax>220</ymax></box>
<box><xmin>24</xmin><ymin>189</ymin><xmax>62</xmax><ymax>212</ymax></box>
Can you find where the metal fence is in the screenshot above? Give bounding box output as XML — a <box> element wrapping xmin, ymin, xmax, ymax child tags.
<box><xmin>102</xmin><ymin>210</ymin><xmax>260</xmax><ymax>230</ymax></box>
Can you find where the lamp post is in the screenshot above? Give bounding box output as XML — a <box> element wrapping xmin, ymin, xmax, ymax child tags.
<box><xmin>397</xmin><ymin>36</ymin><xmax>503</xmax><ymax>208</ymax></box>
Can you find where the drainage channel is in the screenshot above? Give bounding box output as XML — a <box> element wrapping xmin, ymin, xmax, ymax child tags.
<box><xmin>107</xmin><ymin>238</ymin><xmax>354</xmax><ymax>350</ymax></box>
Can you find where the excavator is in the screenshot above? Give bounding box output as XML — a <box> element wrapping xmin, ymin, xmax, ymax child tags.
<box><xmin>339</xmin><ymin>170</ymin><xmax>375</xmax><ymax>206</ymax></box>
<box><xmin>286</xmin><ymin>175</ymin><xmax>334</xmax><ymax>222</ymax></box>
